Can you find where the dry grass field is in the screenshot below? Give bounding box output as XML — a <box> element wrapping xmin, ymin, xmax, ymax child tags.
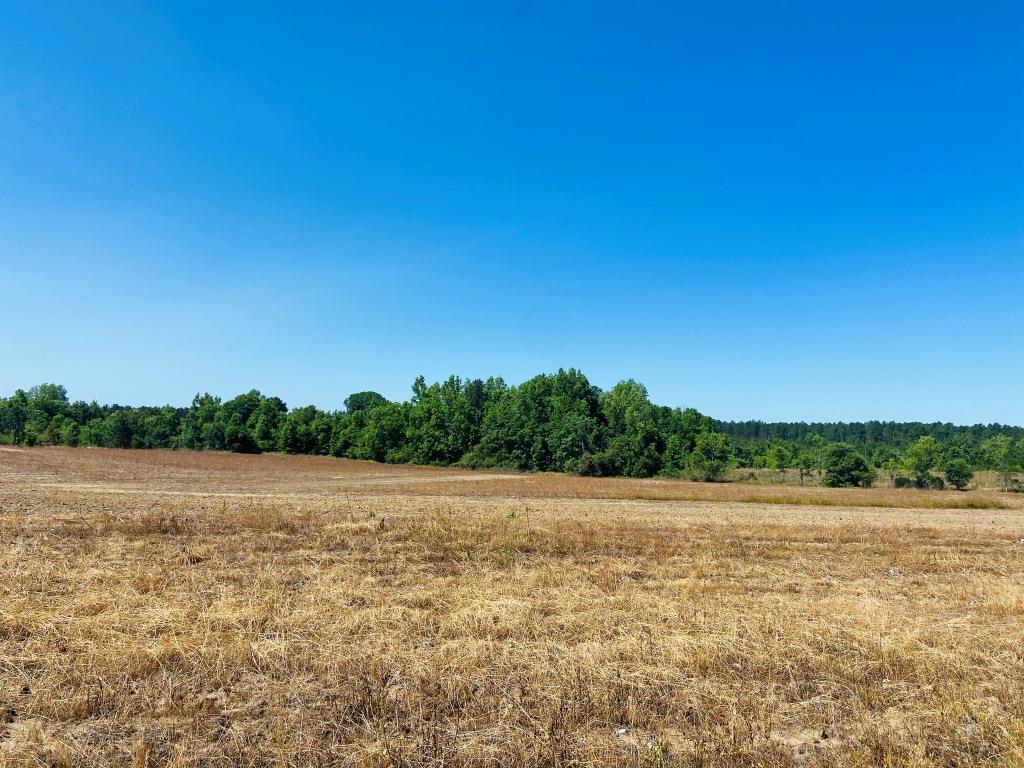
<box><xmin>2</xmin><ymin>448</ymin><xmax>1023</xmax><ymax>767</ymax></box>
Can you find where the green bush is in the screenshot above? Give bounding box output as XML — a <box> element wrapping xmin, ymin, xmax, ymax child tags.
<box><xmin>943</xmin><ymin>458</ymin><xmax>973</xmax><ymax>490</ymax></box>
<box><xmin>822</xmin><ymin>443</ymin><xmax>875</xmax><ymax>488</ymax></box>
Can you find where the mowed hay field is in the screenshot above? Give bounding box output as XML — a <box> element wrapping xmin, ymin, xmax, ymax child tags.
<box><xmin>2</xmin><ymin>449</ymin><xmax>1024</xmax><ymax>767</ymax></box>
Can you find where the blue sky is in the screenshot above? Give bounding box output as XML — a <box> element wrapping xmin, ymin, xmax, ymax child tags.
<box><xmin>1</xmin><ymin>2</ymin><xmax>1021</xmax><ymax>424</ymax></box>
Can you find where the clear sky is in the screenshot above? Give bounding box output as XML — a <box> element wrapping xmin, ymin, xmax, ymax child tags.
<box><xmin>2</xmin><ymin>2</ymin><xmax>1021</xmax><ymax>424</ymax></box>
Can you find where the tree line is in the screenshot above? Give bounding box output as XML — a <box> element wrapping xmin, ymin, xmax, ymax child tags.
<box><xmin>717</xmin><ymin>419</ymin><xmax>1024</xmax><ymax>449</ymax></box>
<box><xmin>1</xmin><ymin>373</ymin><xmax>1022</xmax><ymax>489</ymax></box>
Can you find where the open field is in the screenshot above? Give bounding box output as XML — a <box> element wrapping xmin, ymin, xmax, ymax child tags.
<box><xmin>2</xmin><ymin>448</ymin><xmax>1024</xmax><ymax>767</ymax></box>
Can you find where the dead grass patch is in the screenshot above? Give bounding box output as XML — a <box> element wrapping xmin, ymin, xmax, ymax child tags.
<box><xmin>1</xmin><ymin>449</ymin><xmax>1023</xmax><ymax>766</ymax></box>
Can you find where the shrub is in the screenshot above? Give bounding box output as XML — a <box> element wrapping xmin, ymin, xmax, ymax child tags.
<box><xmin>573</xmin><ymin>453</ymin><xmax>610</xmax><ymax>477</ymax></box>
<box><xmin>893</xmin><ymin>475</ymin><xmax>913</xmax><ymax>489</ymax></box>
<box><xmin>943</xmin><ymin>458</ymin><xmax>973</xmax><ymax>490</ymax></box>
<box><xmin>822</xmin><ymin>443</ymin><xmax>875</xmax><ymax>488</ymax></box>
<box><xmin>912</xmin><ymin>473</ymin><xmax>946</xmax><ymax>490</ymax></box>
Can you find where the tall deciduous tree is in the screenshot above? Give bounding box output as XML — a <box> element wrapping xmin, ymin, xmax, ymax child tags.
<box><xmin>689</xmin><ymin>432</ymin><xmax>731</xmax><ymax>482</ymax></box>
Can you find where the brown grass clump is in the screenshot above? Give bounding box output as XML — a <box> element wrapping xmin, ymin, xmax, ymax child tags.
<box><xmin>1</xmin><ymin>448</ymin><xmax>1023</xmax><ymax>767</ymax></box>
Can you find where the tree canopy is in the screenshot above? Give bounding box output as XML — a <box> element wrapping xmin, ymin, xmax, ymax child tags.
<box><xmin>2</xmin><ymin>373</ymin><xmax>1021</xmax><ymax>487</ymax></box>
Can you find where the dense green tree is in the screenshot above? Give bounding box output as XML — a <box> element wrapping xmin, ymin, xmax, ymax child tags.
<box><xmin>765</xmin><ymin>442</ymin><xmax>792</xmax><ymax>475</ymax></box>
<box><xmin>407</xmin><ymin>375</ymin><xmax>480</xmax><ymax>465</ymax></box>
<box><xmin>46</xmin><ymin>415</ymin><xmax>79</xmax><ymax>446</ymax></box>
<box><xmin>476</xmin><ymin>385</ymin><xmax>535</xmax><ymax>470</ymax></box>
<box><xmin>689</xmin><ymin>432</ymin><xmax>731</xmax><ymax>482</ymax></box>
<box><xmin>0</xmin><ymin>391</ymin><xmax>29</xmax><ymax>444</ymax></box>
<box><xmin>350</xmin><ymin>403</ymin><xmax>409</xmax><ymax>462</ymax></box>
<box><xmin>904</xmin><ymin>436</ymin><xmax>940</xmax><ymax>488</ymax></box>
<box><xmin>943</xmin><ymin>457</ymin><xmax>974</xmax><ymax>490</ymax></box>
<box><xmin>822</xmin><ymin>443</ymin><xmax>875</xmax><ymax>487</ymax></box>
<box><xmin>661</xmin><ymin>434</ymin><xmax>690</xmax><ymax>475</ymax></box>
<box><xmin>870</xmin><ymin>445</ymin><xmax>899</xmax><ymax>482</ymax></box>
<box><xmin>803</xmin><ymin>434</ymin><xmax>826</xmax><ymax>475</ymax></box>
<box><xmin>981</xmin><ymin>435</ymin><xmax>1022</xmax><ymax>490</ymax></box>
<box><xmin>596</xmin><ymin>380</ymin><xmax>661</xmax><ymax>477</ymax></box>
<box><xmin>177</xmin><ymin>394</ymin><xmax>222</xmax><ymax>450</ymax></box>
<box><xmin>2</xmin><ymin>376</ymin><xmax>1019</xmax><ymax>489</ymax></box>
<box><xmin>794</xmin><ymin>448</ymin><xmax>816</xmax><ymax>486</ymax></box>
<box><xmin>344</xmin><ymin>391</ymin><xmax>388</xmax><ymax>414</ymax></box>
<box><xmin>103</xmin><ymin>410</ymin><xmax>138</xmax><ymax>449</ymax></box>
<box><xmin>139</xmin><ymin>407</ymin><xmax>181</xmax><ymax>449</ymax></box>
<box><xmin>28</xmin><ymin>384</ymin><xmax>69</xmax><ymax>418</ymax></box>
<box><xmin>249</xmin><ymin>396</ymin><xmax>288</xmax><ymax>452</ymax></box>
<box><xmin>475</xmin><ymin>370</ymin><xmax>602</xmax><ymax>472</ymax></box>
<box><xmin>545</xmin><ymin>370</ymin><xmax>604</xmax><ymax>472</ymax></box>
<box><xmin>657</xmin><ymin>406</ymin><xmax>708</xmax><ymax>475</ymax></box>
<box><xmin>277</xmin><ymin>405</ymin><xmax>322</xmax><ymax>454</ymax></box>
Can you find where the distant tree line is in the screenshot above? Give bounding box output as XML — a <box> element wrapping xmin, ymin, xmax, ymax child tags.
<box><xmin>722</xmin><ymin>421</ymin><xmax>1024</xmax><ymax>490</ymax></box>
<box><xmin>717</xmin><ymin>419</ymin><xmax>1023</xmax><ymax>451</ymax></box>
<box><xmin>1</xmin><ymin>374</ymin><xmax>1022</xmax><ymax>489</ymax></box>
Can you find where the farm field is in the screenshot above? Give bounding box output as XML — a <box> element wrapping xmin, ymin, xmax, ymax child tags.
<box><xmin>2</xmin><ymin>448</ymin><xmax>1023</xmax><ymax>767</ymax></box>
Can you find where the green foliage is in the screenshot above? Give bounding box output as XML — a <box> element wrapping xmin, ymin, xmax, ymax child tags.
<box><xmin>660</xmin><ymin>434</ymin><xmax>690</xmax><ymax>476</ymax></box>
<box><xmin>718</xmin><ymin>418</ymin><xmax>1023</xmax><ymax>449</ymax></box>
<box><xmin>477</xmin><ymin>369</ymin><xmax>603</xmax><ymax>473</ymax></box>
<box><xmin>765</xmin><ymin>442</ymin><xmax>792</xmax><ymax>473</ymax></box>
<box><xmin>0</xmin><ymin>376</ymin><xmax>1019</xmax><ymax>489</ymax></box>
<box><xmin>981</xmin><ymin>435</ymin><xmax>1023</xmax><ymax>490</ymax></box>
<box><xmin>277</xmin><ymin>405</ymin><xmax>332</xmax><ymax>455</ymax></box>
<box><xmin>342</xmin><ymin>402</ymin><xmax>409</xmax><ymax>462</ymax></box>
<box><xmin>407</xmin><ymin>375</ymin><xmax>482</xmax><ymax>465</ymax></box>
<box><xmin>878</xmin><ymin>453</ymin><xmax>904</xmax><ymax>485</ymax></box>
<box><xmin>689</xmin><ymin>432</ymin><xmax>731</xmax><ymax>482</ymax></box>
<box><xmin>904</xmin><ymin>436</ymin><xmax>940</xmax><ymax>488</ymax></box>
<box><xmin>249</xmin><ymin>396</ymin><xmax>288</xmax><ymax>452</ymax></box>
<box><xmin>344</xmin><ymin>391</ymin><xmax>388</xmax><ymax>414</ymax></box>
<box><xmin>596</xmin><ymin>380</ymin><xmax>662</xmax><ymax>477</ymax></box>
<box><xmin>0</xmin><ymin>390</ymin><xmax>30</xmax><ymax>444</ymax></box>
<box><xmin>822</xmin><ymin>443</ymin><xmax>875</xmax><ymax>487</ymax></box>
<box><xmin>943</xmin><ymin>457</ymin><xmax>973</xmax><ymax>490</ymax></box>
<box><xmin>793</xmin><ymin>449</ymin><xmax>816</xmax><ymax>485</ymax></box>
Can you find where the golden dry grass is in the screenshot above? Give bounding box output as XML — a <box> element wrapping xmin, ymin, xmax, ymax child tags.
<box><xmin>1</xmin><ymin>448</ymin><xmax>1023</xmax><ymax>767</ymax></box>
